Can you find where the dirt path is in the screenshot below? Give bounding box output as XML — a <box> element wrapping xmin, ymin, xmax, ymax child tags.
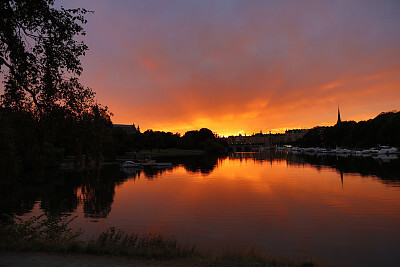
<box><xmin>0</xmin><ymin>251</ymin><xmax>192</xmax><ymax>267</ymax></box>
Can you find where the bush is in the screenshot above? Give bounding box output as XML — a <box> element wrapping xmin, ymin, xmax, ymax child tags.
<box><xmin>87</xmin><ymin>227</ymin><xmax>197</xmax><ymax>259</ymax></box>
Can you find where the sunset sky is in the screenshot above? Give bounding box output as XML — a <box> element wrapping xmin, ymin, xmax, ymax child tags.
<box><xmin>63</xmin><ymin>0</ymin><xmax>400</xmax><ymax>136</ymax></box>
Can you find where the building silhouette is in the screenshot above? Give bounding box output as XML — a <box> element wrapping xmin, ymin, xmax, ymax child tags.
<box><xmin>113</xmin><ymin>124</ymin><xmax>139</xmax><ymax>134</ymax></box>
<box><xmin>337</xmin><ymin>106</ymin><xmax>342</xmax><ymax>124</ymax></box>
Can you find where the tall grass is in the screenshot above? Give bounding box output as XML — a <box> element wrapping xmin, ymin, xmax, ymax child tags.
<box><xmin>0</xmin><ymin>213</ymin><xmax>317</xmax><ymax>266</ymax></box>
<box><xmin>0</xmin><ymin>213</ymin><xmax>83</xmax><ymax>252</ymax></box>
<box><xmin>0</xmin><ymin>214</ymin><xmax>196</xmax><ymax>259</ymax></box>
<box><xmin>86</xmin><ymin>227</ymin><xmax>197</xmax><ymax>259</ymax></box>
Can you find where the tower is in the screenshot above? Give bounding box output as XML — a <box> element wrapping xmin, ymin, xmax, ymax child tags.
<box><xmin>337</xmin><ymin>105</ymin><xmax>341</xmax><ymax>124</ymax></box>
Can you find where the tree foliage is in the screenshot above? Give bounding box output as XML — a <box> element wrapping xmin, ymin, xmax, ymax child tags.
<box><xmin>110</xmin><ymin>127</ymin><xmax>228</xmax><ymax>155</ymax></box>
<box><xmin>0</xmin><ymin>1</ymin><xmax>113</xmax><ymax>177</ymax></box>
<box><xmin>297</xmin><ymin>111</ymin><xmax>400</xmax><ymax>148</ymax></box>
<box><xmin>0</xmin><ymin>0</ymin><xmax>93</xmax><ymax>114</ymax></box>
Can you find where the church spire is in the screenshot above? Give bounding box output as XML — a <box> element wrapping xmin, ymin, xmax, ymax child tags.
<box><xmin>337</xmin><ymin>105</ymin><xmax>341</xmax><ymax>124</ymax></box>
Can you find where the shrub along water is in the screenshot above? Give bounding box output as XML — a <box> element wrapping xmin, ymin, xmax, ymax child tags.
<box><xmin>86</xmin><ymin>227</ymin><xmax>197</xmax><ymax>259</ymax></box>
<box><xmin>0</xmin><ymin>213</ymin><xmax>317</xmax><ymax>266</ymax></box>
<box><xmin>0</xmin><ymin>213</ymin><xmax>197</xmax><ymax>259</ymax></box>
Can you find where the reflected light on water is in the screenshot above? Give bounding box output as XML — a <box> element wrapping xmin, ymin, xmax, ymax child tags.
<box><xmin>103</xmin><ymin>155</ymin><xmax>400</xmax><ymax>265</ymax></box>
<box><xmin>15</xmin><ymin>153</ymin><xmax>400</xmax><ymax>266</ymax></box>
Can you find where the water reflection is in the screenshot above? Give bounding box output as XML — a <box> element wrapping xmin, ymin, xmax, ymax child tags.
<box><xmin>1</xmin><ymin>152</ymin><xmax>399</xmax><ymax>219</ymax></box>
<box><xmin>123</xmin><ymin>166</ymin><xmax>173</xmax><ymax>180</ymax></box>
<box><xmin>2</xmin><ymin>152</ymin><xmax>400</xmax><ymax>266</ymax></box>
<box><xmin>0</xmin><ymin>169</ymin><xmax>82</xmax><ymax>216</ymax></box>
<box><xmin>285</xmin><ymin>152</ymin><xmax>400</xmax><ymax>186</ymax></box>
<box><xmin>0</xmin><ymin>167</ymin><xmax>122</xmax><ymax>218</ymax></box>
<box><xmin>231</xmin><ymin>151</ymin><xmax>400</xmax><ymax>186</ymax></box>
<box><xmin>122</xmin><ymin>155</ymin><xmax>222</xmax><ymax>180</ymax></box>
<box><xmin>158</xmin><ymin>154</ymin><xmax>221</xmax><ymax>175</ymax></box>
<box><xmin>0</xmin><ymin>155</ymin><xmax>222</xmax><ymax>217</ymax></box>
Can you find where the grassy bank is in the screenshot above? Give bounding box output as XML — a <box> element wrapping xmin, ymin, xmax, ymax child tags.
<box><xmin>0</xmin><ymin>214</ymin><xmax>318</xmax><ymax>266</ymax></box>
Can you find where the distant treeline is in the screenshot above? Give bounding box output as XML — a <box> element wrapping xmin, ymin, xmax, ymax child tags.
<box><xmin>296</xmin><ymin>111</ymin><xmax>400</xmax><ymax>148</ymax></box>
<box><xmin>0</xmin><ymin>105</ymin><xmax>227</xmax><ymax>178</ymax></box>
<box><xmin>112</xmin><ymin>127</ymin><xmax>228</xmax><ymax>156</ymax></box>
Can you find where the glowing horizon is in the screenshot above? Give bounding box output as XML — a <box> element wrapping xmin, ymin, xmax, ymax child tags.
<box><xmin>60</xmin><ymin>0</ymin><xmax>400</xmax><ymax>136</ymax></box>
<box><xmin>113</xmin><ymin>110</ymin><xmax>397</xmax><ymax>137</ymax></box>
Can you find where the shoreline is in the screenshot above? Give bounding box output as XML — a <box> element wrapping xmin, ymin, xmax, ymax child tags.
<box><xmin>116</xmin><ymin>149</ymin><xmax>207</xmax><ymax>161</ymax></box>
<box><xmin>0</xmin><ymin>247</ymin><xmax>319</xmax><ymax>267</ymax></box>
<box><xmin>0</xmin><ymin>216</ymin><xmax>318</xmax><ymax>266</ymax></box>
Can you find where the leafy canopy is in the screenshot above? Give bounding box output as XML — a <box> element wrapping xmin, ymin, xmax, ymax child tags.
<box><xmin>0</xmin><ymin>0</ymin><xmax>93</xmax><ymax>115</ymax></box>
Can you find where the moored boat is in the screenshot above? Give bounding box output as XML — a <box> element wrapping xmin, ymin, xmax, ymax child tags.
<box><xmin>378</xmin><ymin>146</ymin><xmax>399</xmax><ymax>155</ymax></box>
<box><xmin>121</xmin><ymin>160</ymin><xmax>140</xmax><ymax>168</ymax></box>
<box><xmin>121</xmin><ymin>159</ymin><xmax>172</xmax><ymax>168</ymax></box>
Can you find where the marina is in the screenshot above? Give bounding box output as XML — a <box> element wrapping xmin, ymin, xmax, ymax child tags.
<box><xmin>274</xmin><ymin>145</ymin><xmax>399</xmax><ymax>159</ymax></box>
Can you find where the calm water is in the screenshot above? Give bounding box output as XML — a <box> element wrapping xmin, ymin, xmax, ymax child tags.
<box><xmin>3</xmin><ymin>152</ymin><xmax>400</xmax><ymax>266</ymax></box>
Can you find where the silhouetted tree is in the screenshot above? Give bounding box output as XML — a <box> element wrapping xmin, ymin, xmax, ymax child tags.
<box><xmin>297</xmin><ymin>111</ymin><xmax>400</xmax><ymax>148</ymax></box>
<box><xmin>177</xmin><ymin>128</ymin><xmax>227</xmax><ymax>154</ymax></box>
<box><xmin>0</xmin><ymin>0</ymin><xmax>93</xmax><ymax>115</ymax></box>
<box><xmin>0</xmin><ymin>1</ymin><xmax>114</xmax><ymax>176</ymax></box>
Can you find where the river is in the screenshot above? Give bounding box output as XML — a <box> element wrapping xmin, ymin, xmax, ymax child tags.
<box><xmin>4</xmin><ymin>151</ymin><xmax>400</xmax><ymax>266</ymax></box>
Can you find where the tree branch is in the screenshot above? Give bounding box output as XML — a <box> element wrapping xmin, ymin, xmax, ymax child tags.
<box><xmin>0</xmin><ymin>55</ymin><xmax>43</xmax><ymax>111</ymax></box>
<box><xmin>0</xmin><ymin>56</ymin><xmax>13</xmax><ymax>70</ymax></box>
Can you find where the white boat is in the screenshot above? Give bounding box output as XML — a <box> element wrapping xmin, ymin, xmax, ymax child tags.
<box><xmin>121</xmin><ymin>160</ymin><xmax>172</xmax><ymax>168</ymax></box>
<box><xmin>378</xmin><ymin>147</ymin><xmax>399</xmax><ymax>155</ymax></box>
<box><xmin>335</xmin><ymin>148</ymin><xmax>350</xmax><ymax>154</ymax></box>
<box><xmin>362</xmin><ymin>149</ymin><xmax>372</xmax><ymax>155</ymax></box>
<box><xmin>369</xmin><ymin>148</ymin><xmax>380</xmax><ymax>154</ymax></box>
<box><xmin>121</xmin><ymin>161</ymin><xmax>140</xmax><ymax>168</ymax></box>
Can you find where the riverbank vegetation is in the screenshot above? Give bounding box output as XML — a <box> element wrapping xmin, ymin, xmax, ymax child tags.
<box><xmin>111</xmin><ymin>127</ymin><xmax>228</xmax><ymax>159</ymax></box>
<box><xmin>296</xmin><ymin>111</ymin><xmax>400</xmax><ymax>148</ymax></box>
<box><xmin>0</xmin><ymin>213</ymin><xmax>317</xmax><ymax>266</ymax></box>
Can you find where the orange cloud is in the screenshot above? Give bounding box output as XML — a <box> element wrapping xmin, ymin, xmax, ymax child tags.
<box><xmin>71</xmin><ymin>0</ymin><xmax>400</xmax><ymax>136</ymax></box>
